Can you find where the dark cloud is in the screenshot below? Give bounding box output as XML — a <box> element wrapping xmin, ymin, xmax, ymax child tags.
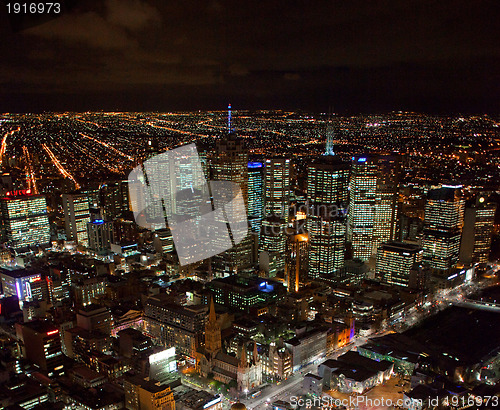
<box><xmin>0</xmin><ymin>0</ymin><xmax>499</xmax><ymax>113</ymax></box>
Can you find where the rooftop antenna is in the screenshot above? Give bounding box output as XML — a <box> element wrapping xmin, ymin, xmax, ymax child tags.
<box><xmin>228</xmin><ymin>103</ymin><xmax>232</xmax><ymax>133</ymax></box>
<box><xmin>325</xmin><ymin>107</ymin><xmax>335</xmax><ymax>156</ymax></box>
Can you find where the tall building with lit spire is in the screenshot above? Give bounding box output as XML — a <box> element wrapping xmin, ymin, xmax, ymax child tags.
<box><xmin>211</xmin><ymin>106</ymin><xmax>252</xmax><ymax>275</ymax></box>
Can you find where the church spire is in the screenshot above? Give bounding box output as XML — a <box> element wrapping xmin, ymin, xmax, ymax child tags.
<box><xmin>253</xmin><ymin>341</ymin><xmax>258</xmax><ymax>364</ymax></box>
<box><xmin>209</xmin><ymin>296</ymin><xmax>216</xmax><ymax>324</ymax></box>
<box><xmin>239</xmin><ymin>343</ymin><xmax>247</xmax><ymax>368</ymax></box>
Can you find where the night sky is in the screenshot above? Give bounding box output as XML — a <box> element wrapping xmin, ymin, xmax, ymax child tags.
<box><xmin>1</xmin><ymin>0</ymin><xmax>499</xmax><ymax>113</ymax></box>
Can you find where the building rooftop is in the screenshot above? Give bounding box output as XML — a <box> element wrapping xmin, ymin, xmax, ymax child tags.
<box><xmin>22</xmin><ymin>320</ymin><xmax>58</xmax><ymax>335</ymax></box>
<box><xmin>404</xmin><ymin>306</ymin><xmax>500</xmax><ymax>365</ymax></box>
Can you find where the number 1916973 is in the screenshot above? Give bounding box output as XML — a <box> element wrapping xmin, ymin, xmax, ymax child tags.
<box><xmin>6</xmin><ymin>2</ymin><xmax>61</xmax><ymax>14</ymax></box>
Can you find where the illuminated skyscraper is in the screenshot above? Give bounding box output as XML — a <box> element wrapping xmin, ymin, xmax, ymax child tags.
<box><xmin>248</xmin><ymin>162</ymin><xmax>264</xmax><ymax>237</ymax></box>
<box><xmin>62</xmin><ymin>193</ymin><xmax>90</xmax><ymax>246</ymax></box>
<box><xmin>347</xmin><ymin>156</ymin><xmax>377</xmax><ymax>261</ymax></box>
<box><xmin>422</xmin><ymin>186</ymin><xmax>464</xmax><ymax>272</ymax></box>
<box><xmin>460</xmin><ymin>195</ymin><xmax>496</xmax><ymax>265</ymax></box>
<box><xmin>101</xmin><ymin>180</ymin><xmax>130</xmax><ymax>221</ymax></box>
<box><xmin>264</xmin><ymin>158</ymin><xmax>290</xmax><ymax>221</ymax></box>
<box><xmin>87</xmin><ymin>219</ymin><xmax>114</xmax><ymax>255</ymax></box>
<box><xmin>0</xmin><ymin>191</ymin><xmax>51</xmax><ymax>251</ymax></box>
<box><xmin>307</xmin><ymin>157</ymin><xmax>349</xmax><ymax>278</ymax></box>
<box><xmin>376</xmin><ymin>242</ymin><xmax>424</xmax><ymax>288</ymax></box>
<box><xmin>211</xmin><ymin>132</ymin><xmax>252</xmax><ymax>275</ymax></box>
<box><xmin>373</xmin><ymin>155</ymin><xmax>400</xmax><ymax>250</ymax></box>
<box><xmin>260</xmin><ymin>216</ymin><xmax>287</xmax><ymax>275</ymax></box>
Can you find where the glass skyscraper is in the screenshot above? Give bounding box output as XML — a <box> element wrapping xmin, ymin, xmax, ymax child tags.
<box><xmin>348</xmin><ymin>155</ymin><xmax>377</xmax><ymax>262</ymax></box>
<box><xmin>248</xmin><ymin>162</ymin><xmax>264</xmax><ymax>238</ymax></box>
<box><xmin>422</xmin><ymin>186</ymin><xmax>464</xmax><ymax>272</ymax></box>
<box><xmin>0</xmin><ymin>193</ymin><xmax>51</xmax><ymax>251</ymax></box>
<box><xmin>307</xmin><ymin>157</ymin><xmax>349</xmax><ymax>278</ymax></box>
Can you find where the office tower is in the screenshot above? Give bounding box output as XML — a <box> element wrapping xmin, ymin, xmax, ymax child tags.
<box><xmin>373</xmin><ymin>155</ymin><xmax>400</xmax><ymax>250</ymax></box>
<box><xmin>259</xmin><ymin>216</ymin><xmax>287</xmax><ymax>276</ymax></box>
<box><xmin>62</xmin><ymin>193</ymin><xmax>91</xmax><ymax>246</ymax></box>
<box><xmin>0</xmin><ymin>191</ymin><xmax>51</xmax><ymax>251</ymax></box>
<box><xmin>285</xmin><ymin>227</ymin><xmax>309</xmax><ymax>292</ymax></box>
<box><xmin>460</xmin><ymin>195</ymin><xmax>496</xmax><ymax>265</ymax></box>
<box><xmin>247</xmin><ymin>162</ymin><xmax>264</xmax><ymax>237</ymax></box>
<box><xmin>264</xmin><ymin>158</ymin><xmax>291</xmax><ymax>221</ymax></box>
<box><xmin>376</xmin><ymin>242</ymin><xmax>423</xmax><ymax>288</ymax></box>
<box><xmin>87</xmin><ymin>219</ymin><xmax>114</xmax><ymax>255</ymax></box>
<box><xmin>348</xmin><ymin>156</ymin><xmax>377</xmax><ymax>261</ymax></box>
<box><xmin>76</xmin><ymin>304</ymin><xmax>112</xmax><ymax>335</ymax></box>
<box><xmin>18</xmin><ymin>320</ymin><xmax>64</xmax><ymax>377</ymax></box>
<box><xmin>211</xmin><ymin>132</ymin><xmax>252</xmax><ymax>276</ymax></box>
<box><xmin>101</xmin><ymin>180</ymin><xmax>130</xmax><ymax>220</ymax></box>
<box><xmin>307</xmin><ymin>157</ymin><xmax>350</xmax><ymax>278</ymax></box>
<box><xmin>422</xmin><ymin>186</ymin><xmax>464</xmax><ymax>272</ymax></box>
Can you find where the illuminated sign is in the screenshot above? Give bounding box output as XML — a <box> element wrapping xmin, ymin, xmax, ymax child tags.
<box><xmin>47</xmin><ymin>330</ymin><xmax>59</xmax><ymax>336</ymax></box>
<box><xmin>203</xmin><ymin>396</ymin><xmax>222</xmax><ymax>409</ymax></box>
<box><xmin>93</xmin><ymin>219</ymin><xmax>104</xmax><ymax>224</ymax></box>
<box><xmin>358</xmin><ymin>157</ymin><xmax>367</xmax><ymax>162</ymax></box>
<box><xmin>149</xmin><ymin>346</ymin><xmax>175</xmax><ymax>365</ymax></box>
<box><xmin>6</xmin><ymin>189</ymin><xmax>32</xmax><ymax>197</ymax></box>
<box><xmin>248</xmin><ymin>162</ymin><xmax>263</xmax><ymax>168</ymax></box>
<box><xmin>447</xmin><ymin>273</ymin><xmax>458</xmax><ymax>280</ymax></box>
<box><xmin>29</xmin><ymin>276</ymin><xmax>41</xmax><ymax>282</ymax></box>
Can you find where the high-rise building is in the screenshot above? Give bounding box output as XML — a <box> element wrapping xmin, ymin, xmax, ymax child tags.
<box><xmin>307</xmin><ymin>157</ymin><xmax>350</xmax><ymax>278</ymax></box>
<box><xmin>373</xmin><ymin>155</ymin><xmax>400</xmax><ymax>251</ymax></box>
<box><xmin>422</xmin><ymin>186</ymin><xmax>464</xmax><ymax>272</ymax></box>
<box><xmin>18</xmin><ymin>320</ymin><xmax>64</xmax><ymax>377</ymax></box>
<box><xmin>460</xmin><ymin>195</ymin><xmax>496</xmax><ymax>265</ymax></box>
<box><xmin>259</xmin><ymin>216</ymin><xmax>287</xmax><ymax>275</ymax></box>
<box><xmin>211</xmin><ymin>132</ymin><xmax>252</xmax><ymax>275</ymax></box>
<box><xmin>101</xmin><ymin>180</ymin><xmax>130</xmax><ymax>221</ymax></box>
<box><xmin>264</xmin><ymin>158</ymin><xmax>290</xmax><ymax>221</ymax></box>
<box><xmin>87</xmin><ymin>219</ymin><xmax>114</xmax><ymax>255</ymax></box>
<box><xmin>285</xmin><ymin>227</ymin><xmax>309</xmax><ymax>292</ymax></box>
<box><xmin>248</xmin><ymin>162</ymin><xmax>264</xmax><ymax>238</ymax></box>
<box><xmin>62</xmin><ymin>193</ymin><xmax>91</xmax><ymax>246</ymax></box>
<box><xmin>348</xmin><ymin>156</ymin><xmax>377</xmax><ymax>261</ymax></box>
<box><xmin>376</xmin><ymin>242</ymin><xmax>423</xmax><ymax>288</ymax></box>
<box><xmin>0</xmin><ymin>191</ymin><xmax>51</xmax><ymax>251</ymax></box>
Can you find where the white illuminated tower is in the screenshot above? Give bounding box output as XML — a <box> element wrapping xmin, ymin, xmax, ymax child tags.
<box><xmin>62</xmin><ymin>193</ymin><xmax>91</xmax><ymax>246</ymax></box>
<box><xmin>373</xmin><ymin>155</ymin><xmax>400</xmax><ymax>251</ymax></box>
<box><xmin>307</xmin><ymin>157</ymin><xmax>349</xmax><ymax>278</ymax></box>
<box><xmin>422</xmin><ymin>186</ymin><xmax>464</xmax><ymax>272</ymax></box>
<box><xmin>0</xmin><ymin>191</ymin><xmax>51</xmax><ymax>251</ymax></box>
<box><xmin>347</xmin><ymin>155</ymin><xmax>377</xmax><ymax>262</ymax></box>
<box><xmin>264</xmin><ymin>158</ymin><xmax>290</xmax><ymax>221</ymax></box>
